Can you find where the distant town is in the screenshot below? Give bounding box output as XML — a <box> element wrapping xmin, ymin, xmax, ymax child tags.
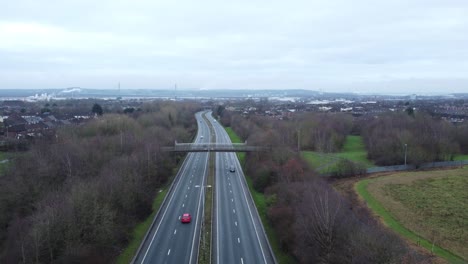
<box><xmin>0</xmin><ymin>88</ymin><xmax>467</xmax><ymax>144</ymax></box>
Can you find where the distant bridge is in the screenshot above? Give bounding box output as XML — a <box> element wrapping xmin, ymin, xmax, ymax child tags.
<box><xmin>162</xmin><ymin>142</ymin><xmax>268</xmax><ymax>152</ymax></box>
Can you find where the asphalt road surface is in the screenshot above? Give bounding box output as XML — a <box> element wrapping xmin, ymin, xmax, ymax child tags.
<box><xmin>133</xmin><ymin>111</ymin><xmax>210</xmax><ymax>264</ymax></box>
<box><xmin>207</xmin><ymin>114</ymin><xmax>276</xmax><ymax>264</ymax></box>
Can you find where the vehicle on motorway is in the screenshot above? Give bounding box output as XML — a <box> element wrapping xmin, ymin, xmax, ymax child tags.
<box><xmin>200</xmin><ymin>135</ymin><xmax>204</xmax><ymax>139</ymax></box>
<box><xmin>229</xmin><ymin>166</ymin><xmax>236</xmax><ymax>172</ymax></box>
<box><xmin>181</xmin><ymin>213</ymin><xmax>191</xmax><ymax>223</ymax></box>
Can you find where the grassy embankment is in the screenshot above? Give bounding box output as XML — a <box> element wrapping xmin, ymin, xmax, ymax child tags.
<box><xmin>225</xmin><ymin>127</ymin><xmax>296</xmax><ymax>264</ymax></box>
<box><xmin>301</xmin><ymin>135</ymin><xmax>374</xmax><ymax>174</ymax></box>
<box><xmin>356</xmin><ymin>169</ymin><xmax>467</xmax><ymax>263</ymax></box>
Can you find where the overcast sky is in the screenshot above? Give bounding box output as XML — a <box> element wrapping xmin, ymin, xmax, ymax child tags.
<box><xmin>1</xmin><ymin>0</ymin><xmax>467</xmax><ymax>94</ymax></box>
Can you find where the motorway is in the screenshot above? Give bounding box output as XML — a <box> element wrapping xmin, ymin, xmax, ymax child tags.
<box><xmin>133</xmin><ymin>111</ymin><xmax>275</xmax><ymax>264</ymax></box>
<box><xmin>207</xmin><ymin>114</ymin><xmax>275</xmax><ymax>264</ymax></box>
<box><xmin>133</xmin><ymin>112</ymin><xmax>210</xmax><ymax>264</ymax></box>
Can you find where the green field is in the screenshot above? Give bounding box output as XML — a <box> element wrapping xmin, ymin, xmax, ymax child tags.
<box><xmin>301</xmin><ymin>135</ymin><xmax>374</xmax><ymax>174</ymax></box>
<box><xmin>335</xmin><ymin>135</ymin><xmax>374</xmax><ymax>167</ymax></box>
<box><xmin>454</xmin><ymin>154</ymin><xmax>468</xmax><ymax>161</ymax></box>
<box><xmin>356</xmin><ymin>168</ymin><xmax>467</xmax><ymax>263</ymax></box>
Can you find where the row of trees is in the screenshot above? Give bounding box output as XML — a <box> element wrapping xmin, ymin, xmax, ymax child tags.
<box><xmin>220</xmin><ymin>103</ymin><xmax>467</xmax><ymax>167</ymax></box>
<box><xmin>223</xmin><ymin>110</ymin><xmax>353</xmax><ymax>153</ymax></box>
<box><xmin>218</xmin><ymin>109</ymin><xmax>428</xmax><ymax>263</ymax></box>
<box><xmin>362</xmin><ymin>112</ymin><xmax>466</xmax><ymax>166</ymax></box>
<box><xmin>0</xmin><ymin>101</ymin><xmax>200</xmax><ymax>263</ymax></box>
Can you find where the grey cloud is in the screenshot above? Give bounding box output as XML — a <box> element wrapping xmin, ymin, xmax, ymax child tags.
<box><xmin>0</xmin><ymin>0</ymin><xmax>467</xmax><ymax>93</ymax></box>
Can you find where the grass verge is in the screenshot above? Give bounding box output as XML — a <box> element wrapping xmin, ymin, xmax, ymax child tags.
<box><xmin>356</xmin><ymin>177</ymin><xmax>465</xmax><ymax>263</ymax></box>
<box><xmin>116</xmin><ymin>188</ymin><xmax>168</xmax><ymax>264</ymax></box>
<box><xmin>225</xmin><ymin>126</ymin><xmax>295</xmax><ymax>264</ymax></box>
<box><xmin>301</xmin><ymin>135</ymin><xmax>374</xmax><ymax>174</ymax></box>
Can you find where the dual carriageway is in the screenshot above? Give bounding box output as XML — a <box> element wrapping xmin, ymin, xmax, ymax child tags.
<box><xmin>133</xmin><ymin>111</ymin><xmax>275</xmax><ymax>264</ymax></box>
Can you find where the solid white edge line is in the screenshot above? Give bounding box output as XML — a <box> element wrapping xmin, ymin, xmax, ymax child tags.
<box><xmin>216</xmin><ymin>149</ymin><xmax>220</xmax><ymax>264</ymax></box>
<box><xmin>188</xmin><ymin>131</ymin><xmax>209</xmax><ymax>264</ymax></box>
<box><xmin>235</xmin><ymin>151</ymin><xmax>268</xmax><ymax>264</ymax></box>
<box><xmin>140</xmin><ymin>151</ymin><xmax>194</xmax><ymax>263</ymax></box>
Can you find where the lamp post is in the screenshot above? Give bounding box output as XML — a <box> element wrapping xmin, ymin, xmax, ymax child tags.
<box><xmin>404</xmin><ymin>143</ymin><xmax>408</xmax><ymax>166</ymax></box>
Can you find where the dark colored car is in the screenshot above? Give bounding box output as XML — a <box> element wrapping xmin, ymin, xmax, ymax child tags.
<box><xmin>229</xmin><ymin>166</ymin><xmax>236</xmax><ymax>172</ymax></box>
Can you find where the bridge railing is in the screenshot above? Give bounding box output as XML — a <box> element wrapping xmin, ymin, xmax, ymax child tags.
<box><xmin>162</xmin><ymin>142</ymin><xmax>267</xmax><ymax>152</ymax></box>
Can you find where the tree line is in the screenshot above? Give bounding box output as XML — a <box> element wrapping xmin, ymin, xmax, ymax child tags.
<box><xmin>0</xmin><ymin>101</ymin><xmax>200</xmax><ymax>263</ymax></box>
<box><xmin>361</xmin><ymin>112</ymin><xmax>467</xmax><ymax>165</ymax></box>
<box><xmin>218</xmin><ymin>107</ymin><xmax>433</xmax><ymax>263</ymax></box>
<box><xmin>219</xmin><ymin>103</ymin><xmax>467</xmax><ymax>167</ymax></box>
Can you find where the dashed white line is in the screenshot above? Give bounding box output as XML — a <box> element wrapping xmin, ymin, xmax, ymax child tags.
<box><xmin>235</xmin><ymin>221</ymin><xmax>237</xmax><ymax>226</ymax></box>
<box><xmin>231</xmin><ymin>198</ymin><xmax>234</xmax><ymax>202</ymax></box>
<box><xmin>238</xmin><ymin>237</ymin><xmax>240</xmax><ymax>243</ymax></box>
<box><xmin>174</xmin><ymin>229</ymin><xmax>177</xmax><ymax>235</ymax></box>
<box><xmin>241</xmin><ymin>257</ymin><xmax>244</xmax><ymax>264</ymax></box>
<box><xmin>233</xmin><ymin>209</ymin><xmax>236</xmax><ymax>214</ymax></box>
<box><xmin>167</xmin><ymin>249</ymin><xmax>171</xmax><ymax>255</ymax></box>
<box><xmin>182</xmin><ymin>203</ymin><xmax>185</xmax><ymax>207</ymax></box>
<box><xmin>185</xmin><ymin>194</ymin><xmax>187</xmax><ymax>198</ymax></box>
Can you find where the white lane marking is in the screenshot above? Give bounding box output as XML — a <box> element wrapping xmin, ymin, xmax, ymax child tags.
<box><xmin>235</xmin><ymin>221</ymin><xmax>237</xmax><ymax>226</ymax></box>
<box><xmin>179</xmin><ymin>216</ymin><xmax>181</xmax><ymax>220</ymax></box>
<box><xmin>235</xmin><ymin>157</ymin><xmax>268</xmax><ymax>264</ymax></box>
<box><xmin>229</xmin><ymin>183</ymin><xmax>231</xmax><ymax>186</ymax></box>
<box><xmin>241</xmin><ymin>257</ymin><xmax>244</xmax><ymax>264</ymax></box>
<box><xmin>174</xmin><ymin>229</ymin><xmax>177</xmax><ymax>235</ymax></box>
<box><xmin>188</xmin><ymin>187</ymin><xmax>190</xmax><ymax>190</ymax></box>
<box><xmin>189</xmin><ymin>144</ymin><xmax>209</xmax><ymax>264</ymax></box>
<box><xmin>238</xmin><ymin>237</ymin><xmax>240</xmax><ymax>243</ymax></box>
<box><xmin>182</xmin><ymin>203</ymin><xmax>185</xmax><ymax>207</ymax></box>
<box><xmin>185</xmin><ymin>194</ymin><xmax>188</xmax><ymax>198</ymax></box>
<box><xmin>233</xmin><ymin>209</ymin><xmax>236</xmax><ymax>214</ymax></box>
<box><xmin>216</xmin><ymin>152</ymin><xmax>220</xmax><ymax>264</ymax></box>
<box><xmin>167</xmin><ymin>249</ymin><xmax>171</xmax><ymax>255</ymax></box>
<box><xmin>140</xmin><ymin>151</ymin><xmax>194</xmax><ymax>263</ymax></box>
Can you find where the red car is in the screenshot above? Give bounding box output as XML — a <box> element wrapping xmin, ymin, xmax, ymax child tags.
<box><xmin>181</xmin><ymin>213</ymin><xmax>191</xmax><ymax>223</ymax></box>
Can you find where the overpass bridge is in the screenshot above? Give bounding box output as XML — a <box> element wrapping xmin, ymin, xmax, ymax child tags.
<box><xmin>162</xmin><ymin>142</ymin><xmax>268</xmax><ymax>152</ymax></box>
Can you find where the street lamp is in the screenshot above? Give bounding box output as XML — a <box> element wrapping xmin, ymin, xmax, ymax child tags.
<box><xmin>404</xmin><ymin>143</ymin><xmax>408</xmax><ymax>166</ymax></box>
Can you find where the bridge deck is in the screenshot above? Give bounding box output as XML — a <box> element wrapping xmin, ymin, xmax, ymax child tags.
<box><xmin>161</xmin><ymin>143</ymin><xmax>267</xmax><ymax>152</ymax></box>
